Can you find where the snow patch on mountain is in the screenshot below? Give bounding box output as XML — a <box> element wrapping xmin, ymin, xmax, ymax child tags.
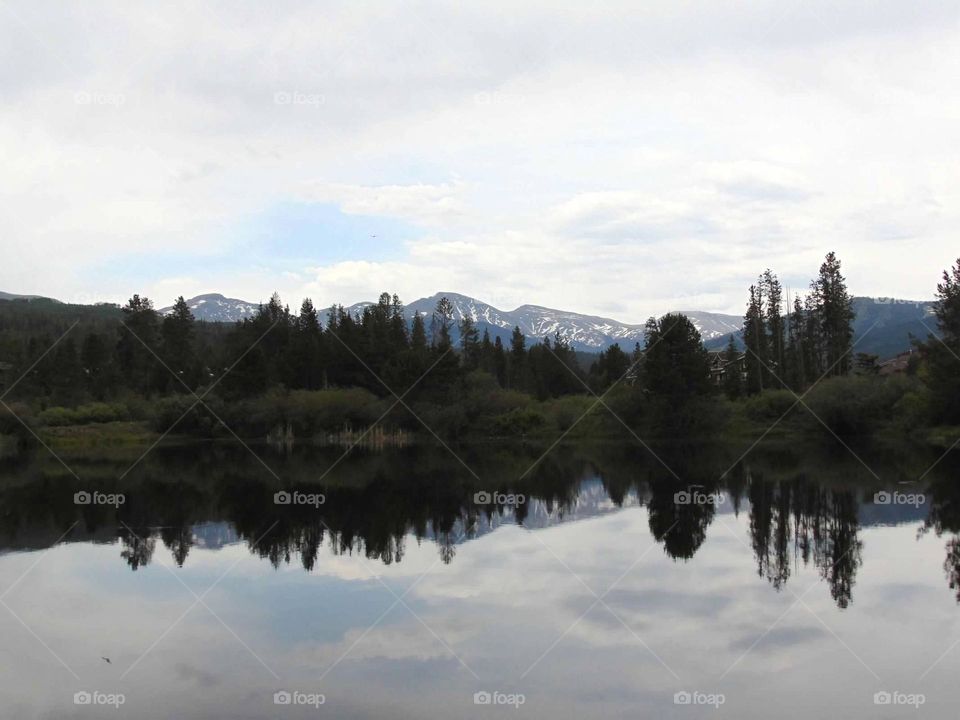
<box><xmin>159</xmin><ymin>293</ymin><xmax>260</xmax><ymax>322</ymax></box>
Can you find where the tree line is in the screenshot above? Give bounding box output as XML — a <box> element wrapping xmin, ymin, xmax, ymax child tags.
<box><xmin>2</xmin><ymin>252</ymin><xmax>959</xmax><ymax>437</ymax></box>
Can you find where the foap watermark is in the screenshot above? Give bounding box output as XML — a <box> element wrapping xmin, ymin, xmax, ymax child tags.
<box><xmin>874</xmin><ymin>490</ymin><xmax>925</xmax><ymax>508</ymax></box>
<box><xmin>673</xmin><ymin>486</ymin><xmax>725</xmax><ymax>506</ymax></box>
<box><xmin>674</xmin><ymin>691</ymin><xmax>725</xmax><ymax>708</ymax></box>
<box><xmin>273</xmin><ymin>690</ymin><xmax>325</xmax><ymax>708</ymax></box>
<box><xmin>74</xmin><ymin>690</ymin><xmax>125</xmax><ymax>708</ymax></box>
<box><xmin>874</xmin><ymin>691</ymin><xmax>925</xmax><ymax>708</ymax></box>
<box><xmin>74</xmin><ymin>490</ymin><xmax>125</xmax><ymax>508</ymax></box>
<box><xmin>873</xmin><ymin>297</ymin><xmax>923</xmax><ymax>307</ymax></box>
<box><xmin>274</xmin><ymin>91</ymin><xmax>325</xmax><ymax>107</ymax></box>
<box><xmin>274</xmin><ymin>490</ymin><xmax>325</xmax><ymax>508</ymax></box>
<box><xmin>473</xmin><ymin>91</ymin><xmax>526</xmax><ymax>108</ymax></box>
<box><xmin>474</xmin><ymin>491</ymin><xmax>526</xmax><ymax>506</ymax></box>
<box><xmin>74</xmin><ymin>90</ymin><xmax>125</xmax><ymax>107</ymax></box>
<box><xmin>473</xmin><ymin>690</ymin><xmax>525</xmax><ymax>708</ymax></box>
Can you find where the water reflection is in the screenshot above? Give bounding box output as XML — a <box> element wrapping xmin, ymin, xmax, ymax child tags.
<box><xmin>1</xmin><ymin>439</ymin><xmax>960</xmax><ymax>719</ymax></box>
<box><xmin>0</xmin><ymin>440</ymin><xmax>954</xmax><ymax>608</ymax></box>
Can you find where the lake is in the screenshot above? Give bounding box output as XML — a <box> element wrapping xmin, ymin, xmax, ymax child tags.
<box><xmin>1</xmin><ymin>438</ymin><xmax>958</xmax><ymax>718</ymax></box>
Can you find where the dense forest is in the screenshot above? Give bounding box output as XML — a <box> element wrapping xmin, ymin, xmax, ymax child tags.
<box><xmin>1</xmin><ymin>253</ymin><xmax>958</xmax><ymax>446</ymax></box>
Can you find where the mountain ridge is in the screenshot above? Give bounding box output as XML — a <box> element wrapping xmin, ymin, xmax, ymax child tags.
<box><xmin>5</xmin><ymin>289</ymin><xmax>934</xmax><ymax>358</ymax></box>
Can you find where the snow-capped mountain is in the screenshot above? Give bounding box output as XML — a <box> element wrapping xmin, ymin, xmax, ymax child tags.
<box><xmin>159</xmin><ymin>293</ymin><xmax>260</xmax><ymax>322</ymax></box>
<box><xmin>398</xmin><ymin>293</ymin><xmax>741</xmax><ymax>351</ymax></box>
<box><xmin>168</xmin><ymin>291</ymin><xmax>741</xmax><ymax>350</ymax></box>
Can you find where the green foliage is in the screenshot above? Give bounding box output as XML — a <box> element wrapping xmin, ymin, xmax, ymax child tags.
<box><xmin>588</xmin><ymin>343</ymin><xmax>631</xmax><ymax>392</ymax></box>
<box><xmin>603</xmin><ymin>383</ymin><xmax>646</xmax><ymax>427</ymax></box>
<box><xmin>921</xmin><ymin>258</ymin><xmax>960</xmax><ymax>424</ymax></box>
<box><xmin>541</xmin><ymin>395</ymin><xmax>597</xmax><ymax>433</ymax></box>
<box><xmin>803</xmin><ymin>375</ymin><xmax>916</xmax><ymax>437</ymax></box>
<box><xmin>722</xmin><ymin>334</ymin><xmax>743</xmax><ymax>399</ymax></box>
<box><xmin>240</xmin><ymin>388</ymin><xmax>385</xmax><ymax>437</ymax></box>
<box><xmin>743</xmin><ymin>390</ymin><xmax>797</xmax><ymax>423</ymax></box>
<box><xmin>492</xmin><ymin>407</ymin><xmax>546</xmax><ymax>436</ymax></box>
<box><xmin>37</xmin><ymin>402</ymin><xmax>130</xmax><ymax>426</ymax></box>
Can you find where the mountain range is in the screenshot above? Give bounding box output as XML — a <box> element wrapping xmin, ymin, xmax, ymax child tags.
<box><xmin>157</xmin><ymin>291</ymin><xmax>936</xmax><ymax>358</ymax></box>
<box><xmin>159</xmin><ymin>292</ymin><xmax>743</xmax><ymax>352</ymax></box>
<box><xmin>1</xmin><ymin>289</ymin><xmax>936</xmax><ymax>359</ymax></box>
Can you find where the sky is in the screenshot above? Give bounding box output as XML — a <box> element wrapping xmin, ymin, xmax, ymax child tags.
<box><xmin>1</xmin><ymin>0</ymin><xmax>958</xmax><ymax>320</ymax></box>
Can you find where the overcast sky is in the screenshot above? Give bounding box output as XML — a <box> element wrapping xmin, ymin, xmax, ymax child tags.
<box><xmin>2</xmin><ymin>0</ymin><xmax>958</xmax><ymax>319</ymax></box>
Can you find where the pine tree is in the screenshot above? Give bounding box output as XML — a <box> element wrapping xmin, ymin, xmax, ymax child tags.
<box><xmin>642</xmin><ymin>313</ymin><xmax>712</xmax><ymax>431</ymax></box>
<box><xmin>813</xmin><ymin>252</ymin><xmax>855</xmax><ymax>376</ymax></box>
<box><xmin>742</xmin><ymin>284</ymin><xmax>767</xmax><ymax>394</ymax></box>
<box><xmin>478</xmin><ymin>328</ymin><xmax>494</xmax><ymax>375</ymax></box>
<box><xmin>293</xmin><ymin>298</ymin><xmax>322</xmax><ymax>389</ymax></box>
<box><xmin>116</xmin><ymin>294</ymin><xmax>159</xmax><ymax>394</ymax></box>
<box><xmin>406</xmin><ymin>313</ymin><xmax>429</xmax><ymax>383</ymax></box>
<box><xmin>459</xmin><ymin>316</ymin><xmax>480</xmax><ymax>370</ymax></box>
<box><xmin>161</xmin><ymin>296</ymin><xmax>197</xmax><ymax>389</ymax></box>
<box><xmin>785</xmin><ymin>294</ymin><xmax>807</xmax><ymax>390</ymax></box>
<box><xmin>589</xmin><ymin>343</ymin><xmax>630</xmax><ymax>391</ymax></box>
<box><xmin>722</xmin><ymin>334</ymin><xmax>742</xmax><ymax>399</ymax></box>
<box><xmin>934</xmin><ymin>258</ymin><xmax>960</xmax><ymax>340</ymax></box>
<box><xmin>924</xmin><ymin>258</ymin><xmax>960</xmax><ymax>423</ymax></box>
<box><xmin>493</xmin><ymin>335</ymin><xmax>507</xmax><ymax>386</ymax></box>
<box><xmin>508</xmin><ymin>326</ymin><xmax>526</xmax><ymax>390</ymax></box>
<box><xmin>431</xmin><ymin>297</ymin><xmax>454</xmax><ymax>350</ymax></box>
<box><xmin>762</xmin><ymin>270</ymin><xmax>786</xmax><ymax>383</ymax></box>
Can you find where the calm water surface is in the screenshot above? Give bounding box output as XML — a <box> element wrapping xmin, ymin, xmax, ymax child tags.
<box><xmin>1</xmin><ymin>440</ymin><xmax>959</xmax><ymax>718</ymax></box>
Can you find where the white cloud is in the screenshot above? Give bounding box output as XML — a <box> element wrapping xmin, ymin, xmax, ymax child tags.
<box><xmin>1</xmin><ymin>0</ymin><xmax>958</xmax><ymax>314</ymax></box>
<box><xmin>299</xmin><ymin>181</ymin><xmax>467</xmax><ymax>227</ymax></box>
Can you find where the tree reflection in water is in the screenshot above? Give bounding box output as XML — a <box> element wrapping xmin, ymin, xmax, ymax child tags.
<box><xmin>0</xmin><ymin>439</ymin><xmax>956</xmax><ymax>608</ymax></box>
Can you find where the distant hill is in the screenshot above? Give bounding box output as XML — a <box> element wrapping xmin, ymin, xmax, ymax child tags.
<box><xmin>0</xmin><ymin>291</ymin><xmax>53</xmax><ymax>301</ymax></box>
<box><xmin>705</xmin><ymin>297</ymin><xmax>937</xmax><ymax>359</ymax></box>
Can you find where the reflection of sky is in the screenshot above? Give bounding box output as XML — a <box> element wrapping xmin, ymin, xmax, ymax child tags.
<box><xmin>1</xmin><ymin>510</ymin><xmax>959</xmax><ymax>719</ymax></box>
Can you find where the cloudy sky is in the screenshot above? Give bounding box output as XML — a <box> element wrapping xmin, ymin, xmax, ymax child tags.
<box><xmin>2</xmin><ymin>0</ymin><xmax>958</xmax><ymax>319</ymax></box>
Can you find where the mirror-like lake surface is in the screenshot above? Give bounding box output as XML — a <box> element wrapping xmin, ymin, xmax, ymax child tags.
<box><xmin>1</xmin><ymin>440</ymin><xmax>959</xmax><ymax>718</ymax></box>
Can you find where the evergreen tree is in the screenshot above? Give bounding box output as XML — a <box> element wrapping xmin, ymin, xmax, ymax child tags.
<box><xmin>742</xmin><ymin>284</ymin><xmax>767</xmax><ymax>394</ymax></box>
<box><xmin>116</xmin><ymin>294</ymin><xmax>159</xmax><ymax>394</ymax></box>
<box><xmin>722</xmin><ymin>334</ymin><xmax>742</xmax><ymax>399</ymax></box>
<box><xmin>924</xmin><ymin>258</ymin><xmax>960</xmax><ymax>423</ymax></box>
<box><xmin>292</xmin><ymin>298</ymin><xmax>322</xmax><ymax>389</ymax></box>
<box><xmin>813</xmin><ymin>252</ymin><xmax>854</xmax><ymax>376</ymax></box>
<box><xmin>402</xmin><ymin>312</ymin><xmax>429</xmax><ymax>384</ymax></box>
<box><xmin>762</xmin><ymin>270</ymin><xmax>786</xmax><ymax>381</ymax></box>
<box><xmin>459</xmin><ymin>316</ymin><xmax>480</xmax><ymax>370</ymax></box>
<box><xmin>642</xmin><ymin>313</ymin><xmax>712</xmax><ymax>431</ymax></box>
<box><xmin>431</xmin><ymin>297</ymin><xmax>454</xmax><ymax>350</ymax></box>
<box><xmin>478</xmin><ymin>328</ymin><xmax>495</xmax><ymax>376</ymax></box>
<box><xmin>589</xmin><ymin>343</ymin><xmax>630</xmax><ymax>391</ymax></box>
<box><xmin>785</xmin><ymin>295</ymin><xmax>807</xmax><ymax>389</ymax></box>
<box><xmin>934</xmin><ymin>258</ymin><xmax>960</xmax><ymax>339</ymax></box>
<box><xmin>493</xmin><ymin>335</ymin><xmax>507</xmax><ymax>386</ymax></box>
<box><xmin>161</xmin><ymin>296</ymin><xmax>197</xmax><ymax>389</ymax></box>
<box><xmin>508</xmin><ymin>325</ymin><xmax>526</xmax><ymax>390</ymax></box>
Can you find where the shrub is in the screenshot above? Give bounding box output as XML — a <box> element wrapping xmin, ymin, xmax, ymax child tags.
<box><xmin>37</xmin><ymin>402</ymin><xmax>130</xmax><ymax>426</ymax></box>
<box><xmin>542</xmin><ymin>395</ymin><xmax>597</xmax><ymax>432</ymax></box>
<box><xmin>492</xmin><ymin>407</ymin><xmax>546</xmax><ymax>436</ymax></box>
<box><xmin>147</xmin><ymin>395</ymin><xmax>211</xmax><ymax>435</ymax></box>
<box><xmin>803</xmin><ymin>375</ymin><xmax>915</xmax><ymax>437</ymax></box>
<box><xmin>743</xmin><ymin>390</ymin><xmax>798</xmax><ymax>423</ymax></box>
